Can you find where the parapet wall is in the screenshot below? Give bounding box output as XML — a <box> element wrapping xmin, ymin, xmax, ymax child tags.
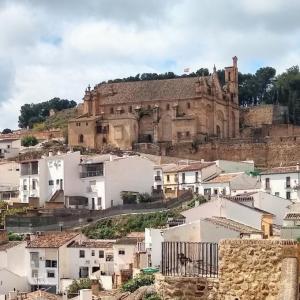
<box><xmin>155</xmin><ymin>274</ymin><xmax>218</xmax><ymax>300</ymax></box>
<box><xmin>218</xmin><ymin>239</ymin><xmax>299</xmax><ymax>300</ymax></box>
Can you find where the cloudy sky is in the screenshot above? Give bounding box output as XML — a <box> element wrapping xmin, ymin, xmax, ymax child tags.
<box><xmin>0</xmin><ymin>0</ymin><xmax>300</xmax><ymax>129</ymax></box>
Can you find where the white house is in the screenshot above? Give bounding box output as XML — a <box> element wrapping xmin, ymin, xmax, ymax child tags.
<box><xmin>260</xmin><ymin>165</ymin><xmax>300</xmax><ymax>201</ymax></box>
<box><xmin>0</xmin><ymin>230</ymin><xmax>28</xmax><ymax>295</ymax></box>
<box><xmin>177</xmin><ymin>162</ymin><xmax>220</xmax><ymax>194</ymax></box>
<box><xmin>0</xmin><ymin>138</ymin><xmax>21</xmax><ymax>159</ymax></box>
<box><xmin>144</xmin><ymin>228</ymin><xmax>163</xmax><ymax>268</ymax></box>
<box><xmin>227</xmin><ymin>191</ymin><xmax>291</xmax><ymax>225</ymax></box>
<box><xmin>66</xmin><ymin>240</ymin><xmax>115</xmax><ymax>278</ymax></box>
<box><xmin>215</xmin><ymin>160</ymin><xmax>255</xmax><ymax>173</ymax></box>
<box><xmin>26</xmin><ymin>232</ymin><xmax>81</xmax><ymax>293</ymax></box>
<box><xmin>0</xmin><ymin>161</ymin><xmax>20</xmax><ymax>202</ymax></box>
<box><xmin>162</xmin><ymin>217</ymin><xmax>263</xmax><ymax>243</ymax></box>
<box><xmin>75</xmin><ymin>155</ymin><xmax>155</xmax><ymax>210</ymax></box>
<box><xmin>19</xmin><ymin>151</ymin><xmax>82</xmax><ymax>206</ymax></box>
<box><xmin>200</xmin><ymin>172</ymin><xmax>260</xmax><ymax>197</ymax></box>
<box><xmin>181</xmin><ymin>197</ymin><xmax>274</xmax><ymax>238</ymax></box>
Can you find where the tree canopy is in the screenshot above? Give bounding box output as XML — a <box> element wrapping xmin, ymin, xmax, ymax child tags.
<box><xmin>18</xmin><ymin>97</ymin><xmax>76</xmax><ymax>129</ymax></box>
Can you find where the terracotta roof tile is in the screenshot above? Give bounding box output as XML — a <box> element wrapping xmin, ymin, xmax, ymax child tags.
<box><xmin>68</xmin><ymin>240</ymin><xmax>115</xmax><ymax>248</ymax></box>
<box><xmin>204</xmin><ymin>173</ymin><xmax>240</xmax><ymax>183</ymax></box>
<box><xmin>205</xmin><ymin>217</ymin><xmax>262</xmax><ymax>234</ymax></box>
<box><xmin>0</xmin><ymin>241</ymin><xmax>23</xmax><ymax>251</ymax></box>
<box><xmin>261</xmin><ymin>166</ymin><xmax>300</xmax><ymax>175</ymax></box>
<box><xmin>94</xmin><ymin>77</ymin><xmax>213</xmax><ymax>105</ymax></box>
<box><xmin>27</xmin><ymin>232</ymin><xmax>79</xmax><ymax>248</ymax></box>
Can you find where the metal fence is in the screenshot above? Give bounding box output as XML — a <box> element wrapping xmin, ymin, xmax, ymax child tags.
<box><xmin>161</xmin><ymin>242</ymin><xmax>218</xmax><ymax>278</ymax></box>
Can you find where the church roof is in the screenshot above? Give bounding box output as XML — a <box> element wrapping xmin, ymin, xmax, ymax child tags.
<box><xmin>92</xmin><ymin>76</ymin><xmax>219</xmax><ymax>105</ymax></box>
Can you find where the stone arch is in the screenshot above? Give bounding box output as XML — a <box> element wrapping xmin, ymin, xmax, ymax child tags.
<box><xmin>78</xmin><ymin>134</ymin><xmax>84</xmax><ymax>143</ymax></box>
<box><xmin>138</xmin><ymin>115</ymin><xmax>154</xmax><ymax>142</ymax></box>
<box><xmin>216</xmin><ymin>110</ymin><xmax>225</xmax><ymax>138</ymax></box>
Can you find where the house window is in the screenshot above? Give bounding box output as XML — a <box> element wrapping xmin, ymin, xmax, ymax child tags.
<box><xmin>204</xmin><ymin>188</ymin><xmax>211</xmax><ymax>195</ymax></box>
<box><xmin>186</xmin><ymin>131</ymin><xmax>190</xmax><ymax>137</ymax></box>
<box><xmin>110</xmin><ymin>107</ymin><xmax>114</xmax><ymax>114</ymax></box>
<box><xmin>78</xmin><ymin>134</ymin><xmax>84</xmax><ymax>144</ymax></box>
<box><xmin>128</xmin><ymin>106</ymin><xmax>132</xmax><ymax>113</ymax></box>
<box><xmin>265</xmin><ymin>178</ymin><xmax>270</xmax><ymax>189</ymax></box>
<box><xmin>86</xmin><ymin>122</ymin><xmax>88</xmax><ymax>126</ymax></box>
<box><xmin>79</xmin><ymin>267</ymin><xmax>89</xmax><ymax>278</ymax></box>
<box><xmin>275</xmin><ymin>192</ymin><xmax>280</xmax><ymax>197</ymax></box>
<box><xmin>45</xmin><ymin>260</ymin><xmax>57</xmax><ymax>268</ymax></box>
<box><xmin>118</xmin><ymin>249</ymin><xmax>125</xmax><ymax>255</ymax></box>
<box><xmin>286</xmin><ymin>177</ymin><xmax>291</xmax><ymax>188</ymax></box>
<box><xmin>56</xmin><ymin>179</ymin><xmax>60</xmax><ymax>185</ymax></box>
<box><xmin>99</xmin><ymin>250</ymin><xmax>104</xmax><ymax>258</ymax></box>
<box><xmin>214</xmin><ymin>189</ymin><xmax>218</xmax><ymax>195</ymax></box>
<box><xmin>195</xmin><ymin>187</ymin><xmax>199</xmax><ymax>194</ymax></box>
<box><xmin>97</xmin><ymin>197</ymin><xmax>102</xmax><ymax>206</ymax></box>
<box><xmin>166</xmin><ymin>104</ymin><xmax>170</xmax><ymax>110</ymax></box>
<box><xmin>23</xmin><ymin>179</ymin><xmax>27</xmax><ymax>191</ymax></box>
<box><xmin>182</xmin><ymin>173</ymin><xmax>185</xmax><ymax>184</ymax></box>
<box><xmin>91</xmin><ymin>250</ymin><xmax>95</xmax><ymax>256</ymax></box>
<box><xmin>166</xmin><ymin>175</ymin><xmax>170</xmax><ymax>182</ymax></box>
<box><xmin>30</xmin><ymin>252</ymin><xmax>39</xmax><ymax>268</ymax></box>
<box><xmin>106</xmin><ymin>253</ymin><xmax>114</xmax><ymax>261</ymax></box>
<box><xmin>286</xmin><ymin>191</ymin><xmax>291</xmax><ymax>200</ymax></box>
<box><xmin>195</xmin><ymin>172</ymin><xmax>199</xmax><ymax>182</ymax></box>
<box><xmin>79</xmin><ymin>250</ymin><xmax>85</xmax><ymax>258</ymax></box>
<box><xmin>47</xmin><ymin>271</ymin><xmax>55</xmax><ymax>278</ymax></box>
<box><xmin>49</xmin><ymin>180</ymin><xmax>54</xmax><ymax>186</ymax></box>
<box><xmin>32</xmin><ymin>270</ymin><xmax>38</xmax><ymax>278</ymax></box>
<box><xmin>187</xmin><ymin>102</ymin><xmax>191</xmax><ymax>109</ymax></box>
<box><xmin>32</xmin><ymin>179</ymin><xmax>36</xmax><ymax>190</ymax></box>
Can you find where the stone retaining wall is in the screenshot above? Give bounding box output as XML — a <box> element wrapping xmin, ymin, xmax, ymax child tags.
<box><xmin>218</xmin><ymin>239</ymin><xmax>298</xmax><ymax>300</ymax></box>
<box><xmin>155</xmin><ymin>273</ymin><xmax>218</xmax><ymax>300</ymax></box>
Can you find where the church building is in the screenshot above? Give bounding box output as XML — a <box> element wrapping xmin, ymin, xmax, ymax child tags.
<box><xmin>68</xmin><ymin>57</ymin><xmax>239</xmax><ymax>150</ymax></box>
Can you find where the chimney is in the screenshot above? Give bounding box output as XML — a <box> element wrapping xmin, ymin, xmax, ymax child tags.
<box><xmin>79</xmin><ymin>289</ymin><xmax>92</xmax><ymax>300</ymax></box>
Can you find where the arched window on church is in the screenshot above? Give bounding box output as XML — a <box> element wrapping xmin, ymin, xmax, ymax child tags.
<box><xmin>78</xmin><ymin>134</ymin><xmax>84</xmax><ymax>144</ymax></box>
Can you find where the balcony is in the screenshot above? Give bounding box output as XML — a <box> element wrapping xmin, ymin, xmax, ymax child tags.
<box><xmin>154</xmin><ymin>175</ymin><xmax>161</xmax><ymax>181</ymax></box>
<box><xmin>80</xmin><ymin>170</ymin><xmax>103</xmax><ymax>178</ymax></box>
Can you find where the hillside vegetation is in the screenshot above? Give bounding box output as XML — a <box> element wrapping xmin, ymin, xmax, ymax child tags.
<box><xmin>82</xmin><ymin>210</ymin><xmax>181</xmax><ymax>239</ymax></box>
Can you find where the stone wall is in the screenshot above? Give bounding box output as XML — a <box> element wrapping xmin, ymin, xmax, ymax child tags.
<box><xmin>240</xmin><ymin>105</ymin><xmax>288</xmax><ymax>128</ymax></box>
<box><xmin>155</xmin><ymin>274</ymin><xmax>218</xmax><ymax>300</ymax></box>
<box><xmin>218</xmin><ymin>239</ymin><xmax>298</xmax><ymax>300</ymax></box>
<box><xmin>165</xmin><ymin>137</ymin><xmax>300</xmax><ymax>167</ymax></box>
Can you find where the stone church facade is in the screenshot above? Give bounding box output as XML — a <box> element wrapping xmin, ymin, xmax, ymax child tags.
<box><xmin>68</xmin><ymin>57</ymin><xmax>240</xmax><ymax>150</ymax></box>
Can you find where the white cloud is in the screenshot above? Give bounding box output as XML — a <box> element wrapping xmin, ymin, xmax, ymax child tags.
<box><xmin>0</xmin><ymin>0</ymin><xmax>300</xmax><ymax>129</ymax></box>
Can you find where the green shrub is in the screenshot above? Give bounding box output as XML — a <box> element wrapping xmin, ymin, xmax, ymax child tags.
<box><xmin>8</xmin><ymin>232</ymin><xmax>23</xmax><ymax>241</ymax></box>
<box><xmin>68</xmin><ymin>278</ymin><xmax>91</xmax><ymax>297</ymax></box>
<box><xmin>137</xmin><ymin>193</ymin><xmax>152</xmax><ymax>203</ymax></box>
<box><xmin>143</xmin><ymin>293</ymin><xmax>161</xmax><ymax>300</ymax></box>
<box><xmin>21</xmin><ymin>136</ymin><xmax>38</xmax><ymax>147</ymax></box>
<box><xmin>121</xmin><ymin>191</ymin><xmax>137</xmax><ymax>204</ymax></box>
<box><xmin>122</xmin><ymin>274</ymin><xmax>154</xmax><ymax>293</ymax></box>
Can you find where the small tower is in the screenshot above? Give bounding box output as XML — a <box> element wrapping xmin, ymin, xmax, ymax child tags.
<box><xmin>225</xmin><ymin>56</ymin><xmax>238</xmax><ymax>103</ymax></box>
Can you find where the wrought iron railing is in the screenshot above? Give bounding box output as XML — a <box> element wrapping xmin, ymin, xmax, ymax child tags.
<box><xmin>80</xmin><ymin>170</ymin><xmax>103</xmax><ymax>178</ymax></box>
<box><xmin>161</xmin><ymin>242</ymin><xmax>218</xmax><ymax>277</ymax></box>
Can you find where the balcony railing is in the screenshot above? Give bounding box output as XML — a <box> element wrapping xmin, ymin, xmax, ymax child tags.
<box><xmin>154</xmin><ymin>175</ymin><xmax>162</xmax><ymax>181</ymax></box>
<box><xmin>161</xmin><ymin>242</ymin><xmax>218</xmax><ymax>278</ymax></box>
<box><xmin>80</xmin><ymin>170</ymin><xmax>103</xmax><ymax>178</ymax></box>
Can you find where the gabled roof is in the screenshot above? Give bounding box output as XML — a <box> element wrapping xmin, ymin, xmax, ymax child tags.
<box><xmin>91</xmin><ymin>76</ymin><xmax>221</xmax><ymax>105</ymax></box>
<box><xmin>68</xmin><ymin>240</ymin><xmax>115</xmax><ymax>249</ymax></box>
<box><xmin>0</xmin><ymin>241</ymin><xmax>23</xmax><ymax>251</ymax></box>
<box><xmin>26</xmin><ymin>232</ymin><xmax>79</xmax><ymax>248</ymax></box>
<box><xmin>162</xmin><ymin>162</ymin><xmax>214</xmax><ymax>173</ymax></box>
<box><xmin>203</xmin><ymin>173</ymin><xmax>241</xmax><ymax>183</ymax></box>
<box><xmin>261</xmin><ymin>166</ymin><xmax>300</xmax><ymax>175</ymax></box>
<box><xmin>204</xmin><ymin>217</ymin><xmax>262</xmax><ymax>234</ymax></box>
